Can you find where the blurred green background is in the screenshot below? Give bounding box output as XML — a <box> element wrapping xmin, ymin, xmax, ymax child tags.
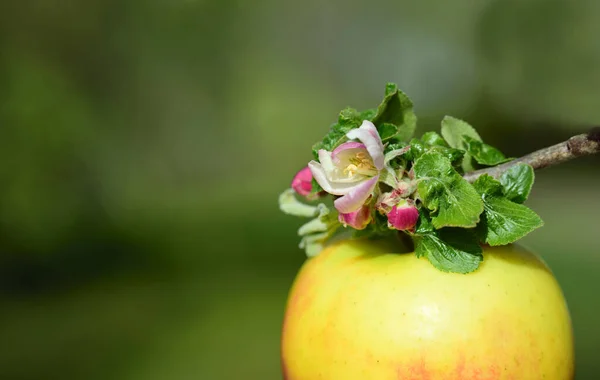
<box><xmin>0</xmin><ymin>0</ymin><xmax>599</xmax><ymax>379</ymax></box>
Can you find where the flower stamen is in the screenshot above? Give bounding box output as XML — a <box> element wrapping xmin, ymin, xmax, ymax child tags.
<box><xmin>347</xmin><ymin>152</ymin><xmax>377</xmax><ymax>175</ymax></box>
<box><xmin>344</xmin><ymin>164</ymin><xmax>358</xmax><ymax>177</ymax></box>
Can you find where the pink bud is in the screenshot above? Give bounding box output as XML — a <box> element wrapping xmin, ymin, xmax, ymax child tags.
<box><xmin>387</xmin><ymin>200</ymin><xmax>419</xmax><ymax>231</ymax></box>
<box><xmin>291</xmin><ymin>166</ymin><xmax>313</xmax><ymax>197</ymax></box>
<box><xmin>339</xmin><ymin>206</ymin><xmax>372</xmax><ymax>230</ymax></box>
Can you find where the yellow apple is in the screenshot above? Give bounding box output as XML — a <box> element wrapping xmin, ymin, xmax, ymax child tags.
<box><xmin>281</xmin><ymin>237</ymin><xmax>574</xmax><ymax>380</ymax></box>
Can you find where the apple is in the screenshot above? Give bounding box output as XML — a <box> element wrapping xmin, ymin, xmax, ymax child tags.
<box><xmin>281</xmin><ymin>237</ymin><xmax>574</xmax><ymax>380</ymax></box>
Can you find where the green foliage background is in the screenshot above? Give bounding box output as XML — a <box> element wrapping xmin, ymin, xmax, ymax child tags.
<box><xmin>0</xmin><ymin>0</ymin><xmax>599</xmax><ymax>378</ymax></box>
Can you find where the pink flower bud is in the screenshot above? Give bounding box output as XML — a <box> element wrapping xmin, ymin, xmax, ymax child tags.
<box><xmin>291</xmin><ymin>166</ymin><xmax>313</xmax><ymax>197</ymax></box>
<box><xmin>339</xmin><ymin>206</ymin><xmax>372</xmax><ymax>230</ymax></box>
<box><xmin>387</xmin><ymin>200</ymin><xmax>419</xmax><ymax>231</ymax></box>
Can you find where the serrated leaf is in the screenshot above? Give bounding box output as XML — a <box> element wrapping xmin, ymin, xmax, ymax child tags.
<box><xmin>310</xmin><ymin>107</ymin><xmax>366</xmax><ymax>159</ymax></box>
<box><xmin>500</xmin><ymin>164</ymin><xmax>534</xmax><ymax>203</ymax></box>
<box><xmin>428</xmin><ymin>145</ymin><xmax>465</xmax><ymax>166</ymax></box>
<box><xmin>338</xmin><ymin>107</ymin><xmax>361</xmax><ymax>126</ymax></box>
<box><xmin>476</xmin><ymin>198</ymin><xmax>544</xmax><ymax>246</ymax></box>
<box><xmin>384</xmin><ymin>82</ymin><xmax>397</xmax><ymax>96</ymax></box>
<box><xmin>471</xmin><ymin>174</ymin><xmax>504</xmax><ymax>197</ymax></box>
<box><xmin>441</xmin><ymin>116</ymin><xmax>482</xmax><ymax>147</ymax></box>
<box><xmin>372</xmin><ymin>83</ymin><xmax>417</xmax><ymax>143</ymax></box>
<box><xmin>406</xmin><ymin>138</ymin><xmax>427</xmax><ymax>161</ymax></box>
<box><xmin>462</xmin><ymin>135</ymin><xmax>512</xmax><ymax>166</ymax></box>
<box><xmin>378</xmin><ymin>123</ymin><xmax>399</xmax><ymax>141</ymax></box>
<box><xmin>473</xmin><ymin>175</ymin><xmax>544</xmax><ymax>246</ymax></box>
<box><xmin>441</xmin><ymin>116</ymin><xmax>482</xmax><ymax>172</ymax></box>
<box><xmin>418</xmin><ymin>131</ymin><xmax>465</xmax><ymax>165</ymax></box>
<box><xmin>360</xmin><ymin>108</ymin><xmax>377</xmax><ymax>120</ymax></box>
<box><xmin>311</xmin><ymin>122</ymin><xmax>355</xmax><ymax>159</ymax></box>
<box><xmin>421</xmin><ymin>131</ymin><xmax>449</xmax><ymax>147</ymax></box>
<box><xmin>413</xmin><ymin>152</ymin><xmax>484</xmax><ymax>228</ymax></box>
<box><xmin>414</xmin><ymin>229</ymin><xmax>483</xmax><ymax>273</ymax></box>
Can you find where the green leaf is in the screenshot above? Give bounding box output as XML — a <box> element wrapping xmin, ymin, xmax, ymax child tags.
<box><xmin>441</xmin><ymin>116</ymin><xmax>482</xmax><ymax>147</ymax></box>
<box><xmin>440</xmin><ymin>116</ymin><xmax>482</xmax><ymax>172</ymax></box>
<box><xmin>311</xmin><ymin>107</ymin><xmax>366</xmax><ymax>159</ymax></box>
<box><xmin>384</xmin><ymin>82</ymin><xmax>397</xmax><ymax>96</ymax></box>
<box><xmin>406</xmin><ymin>138</ymin><xmax>427</xmax><ymax>161</ymax></box>
<box><xmin>418</xmin><ymin>131</ymin><xmax>464</xmax><ymax>165</ymax></box>
<box><xmin>311</xmin><ymin>122</ymin><xmax>353</xmax><ymax>159</ymax></box>
<box><xmin>378</xmin><ymin>123</ymin><xmax>399</xmax><ymax>141</ymax></box>
<box><xmin>428</xmin><ymin>145</ymin><xmax>465</xmax><ymax>166</ymax></box>
<box><xmin>414</xmin><ymin>206</ymin><xmax>434</xmax><ymax>235</ymax></box>
<box><xmin>404</xmin><ymin>137</ymin><xmax>463</xmax><ymax>163</ymax></box>
<box><xmin>500</xmin><ymin>164</ymin><xmax>534</xmax><ymax>204</ymax></box>
<box><xmin>462</xmin><ymin>135</ymin><xmax>512</xmax><ymax>166</ymax></box>
<box><xmin>413</xmin><ymin>152</ymin><xmax>484</xmax><ymax>228</ymax></box>
<box><xmin>471</xmin><ymin>174</ymin><xmax>504</xmax><ymax>197</ymax></box>
<box><xmin>477</xmin><ymin>198</ymin><xmax>544</xmax><ymax>246</ymax></box>
<box><xmin>338</xmin><ymin>107</ymin><xmax>361</xmax><ymax>126</ymax></box>
<box><xmin>308</xmin><ymin>177</ymin><xmax>323</xmax><ymax>198</ymax></box>
<box><xmin>473</xmin><ymin>175</ymin><xmax>544</xmax><ymax>246</ymax></box>
<box><xmin>372</xmin><ymin>83</ymin><xmax>417</xmax><ymax>143</ymax></box>
<box><xmin>360</xmin><ymin>108</ymin><xmax>377</xmax><ymax>120</ymax></box>
<box><xmin>382</xmin><ymin>144</ymin><xmax>410</xmax><ymax>175</ymax></box>
<box><xmin>414</xmin><ymin>229</ymin><xmax>483</xmax><ymax>273</ymax></box>
<box><xmin>421</xmin><ymin>131</ymin><xmax>449</xmax><ymax>147</ymax></box>
<box><xmin>384</xmin><ymin>142</ymin><xmax>409</xmax><ymax>154</ymax></box>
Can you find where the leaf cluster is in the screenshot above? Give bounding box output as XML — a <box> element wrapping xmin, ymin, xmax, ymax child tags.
<box><xmin>407</xmin><ymin>117</ymin><xmax>541</xmax><ymax>273</ymax></box>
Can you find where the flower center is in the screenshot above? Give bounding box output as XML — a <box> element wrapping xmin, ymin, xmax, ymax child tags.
<box><xmin>343</xmin><ymin>151</ymin><xmax>376</xmax><ymax>177</ymax></box>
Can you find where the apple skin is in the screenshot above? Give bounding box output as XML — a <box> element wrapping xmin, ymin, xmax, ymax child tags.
<box><xmin>281</xmin><ymin>238</ymin><xmax>574</xmax><ymax>380</ymax></box>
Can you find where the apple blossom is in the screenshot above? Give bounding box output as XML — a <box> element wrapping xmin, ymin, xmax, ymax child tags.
<box><xmin>308</xmin><ymin>120</ymin><xmax>384</xmax><ymax>214</ymax></box>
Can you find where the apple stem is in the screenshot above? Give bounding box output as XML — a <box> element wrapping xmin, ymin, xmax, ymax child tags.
<box><xmin>463</xmin><ymin>127</ymin><xmax>600</xmax><ymax>183</ymax></box>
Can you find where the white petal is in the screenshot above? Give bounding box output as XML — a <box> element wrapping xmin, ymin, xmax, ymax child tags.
<box><xmin>317</xmin><ymin>149</ymin><xmax>336</xmax><ymax>181</ymax></box>
<box><xmin>308</xmin><ymin>161</ymin><xmax>360</xmax><ymax>195</ymax></box>
<box><xmin>346</xmin><ymin>120</ymin><xmax>385</xmax><ymax>170</ymax></box>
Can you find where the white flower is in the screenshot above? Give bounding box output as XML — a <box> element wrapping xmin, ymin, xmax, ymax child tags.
<box><xmin>308</xmin><ymin>120</ymin><xmax>385</xmax><ymax>213</ymax></box>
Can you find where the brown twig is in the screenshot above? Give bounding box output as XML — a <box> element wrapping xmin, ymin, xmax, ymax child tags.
<box><xmin>463</xmin><ymin>128</ymin><xmax>600</xmax><ymax>183</ymax></box>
